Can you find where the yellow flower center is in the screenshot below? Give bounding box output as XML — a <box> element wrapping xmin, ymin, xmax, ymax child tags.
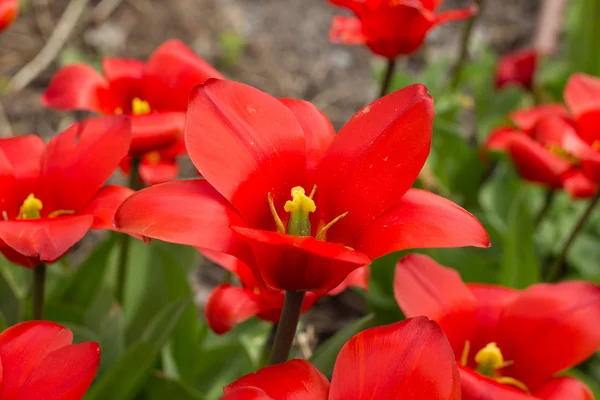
<box><xmin>593</xmin><ymin>140</ymin><xmax>600</xmax><ymax>151</ymax></box>
<box><xmin>15</xmin><ymin>193</ymin><xmax>75</xmax><ymax>220</ymax></box>
<box><xmin>145</xmin><ymin>151</ymin><xmax>161</xmax><ymax>164</ymax></box>
<box><xmin>268</xmin><ymin>186</ymin><xmax>347</xmax><ymax>238</ymax></box>
<box><xmin>114</xmin><ymin>97</ymin><xmax>151</xmax><ymax>116</ymax></box>
<box><xmin>462</xmin><ymin>341</ymin><xmax>530</xmax><ymax>393</ymax></box>
<box><xmin>546</xmin><ymin>144</ymin><xmax>580</xmax><ymax>165</ymax></box>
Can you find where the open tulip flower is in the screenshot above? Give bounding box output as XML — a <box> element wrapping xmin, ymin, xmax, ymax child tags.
<box><xmin>394</xmin><ymin>254</ymin><xmax>600</xmax><ymax>400</ymax></box>
<box><xmin>495</xmin><ymin>49</ymin><xmax>538</xmax><ymax>91</ymax></box>
<box><xmin>220</xmin><ymin>317</ymin><xmax>461</xmax><ymax>399</ymax></box>
<box><xmin>0</xmin><ymin>116</ymin><xmax>132</xmax><ymax>267</ymax></box>
<box><xmin>0</xmin><ymin>0</ymin><xmax>18</xmax><ymax>33</ymax></box>
<box><xmin>564</xmin><ymin>73</ymin><xmax>600</xmax><ymax>184</ymax></box>
<box><xmin>42</xmin><ymin>40</ymin><xmax>223</xmax><ymax>158</ymax></box>
<box><xmin>119</xmin><ymin>138</ymin><xmax>186</xmax><ymax>186</ymax></box>
<box><xmin>484</xmin><ymin>104</ymin><xmax>597</xmax><ymax>198</ymax></box>
<box><xmin>0</xmin><ymin>321</ymin><xmax>100</xmax><ymax>400</ymax></box>
<box><xmin>115</xmin><ymin>79</ymin><xmax>489</xmax><ymax>294</ymax></box>
<box><xmin>203</xmin><ymin>250</ymin><xmax>368</xmax><ymax>334</ymax></box>
<box><xmin>328</xmin><ymin>0</ymin><xmax>476</xmax><ymax>59</ymax></box>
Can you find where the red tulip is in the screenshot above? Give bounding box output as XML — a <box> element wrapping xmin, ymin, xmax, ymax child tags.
<box><xmin>328</xmin><ymin>0</ymin><xmax>476</xmax><ymax>59</ymax></box>
<box><xmin>564</xmin><ymin>73</ymin><xmax>600</xmax><ymax>184</ymax></box>
<box><xmin>0</xmin><ymin>0</ymin><xmax>18</xmax><ymax>32</ymax></box>
<box><xmin>203</xmin><ymin>250</ymin><xmax>368</xmax><ymax>334</ymax></box>
<box><xmin>119</xmin><ymin>138</ymin><xmax>186</xmax><ymax>186</ymax></box>
<box><xmin>115</xmin><ymin>79</ymin><xmax>489</xmax><ymax>294</ymax></box>
<box><xmin>495</xmin><ymin>49</ymin><xmax>538</xmax><ymax>91</ymax></box>
<box><xmin>0</xmin><ymin>321</ymin><xmax>100</xmax><ymax>400</ymax></box>
<box><xmin>394</xmin><ymin>254</ymin><xmax>600</xmax><ymax>400</ymax></box>
<box><xmin>42</xmin><ymin>40</ymin><xmax>223</xmax><ymax>157</ymax></box>
<box><xmin>0</xmin><ymin>116</ymin><xmax>132</xmax><ymax>267</ymax></box>
<box><xmin>221</xmin><ymin>317</ymin><xmax>461</xmax><ymax>399</ymax></box>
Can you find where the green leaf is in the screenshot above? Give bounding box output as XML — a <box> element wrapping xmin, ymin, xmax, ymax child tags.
<box><xmin>53</xmin><ymin>234</ymin><xmax>117</xmax><ymax>309</ymax></box>
<box><xmin>499</xmin><ymin>190</ymin><xmax>540</xmax><ymax>288</ymax></box>
<box><xmin>365</xmin><ymin>253</ymin><xmax>405</xmax><ymax>326</ymax></box>
<box><xmin>479</xmin><ymin>163</ymin><xmax>522</xmax><ymax>233</ymax></box>
<box><xmin>84</xmin><ymin>342</ymin><xmax>155</xmax><ymax>400</ymax></box>
<box><xmin>0</xmin><ymin>264</ymin><xmax>22</xmax><ymax>326</ymax></box>
<box><xmin>142</xmin><ymin>298</ymin><xmax>191</xmax><ymax>352</ymax></box>
<box><xmin>144</xmin><ymin>373</ymin><xmax>204</xmax><ymax>400</ymax></box>
<box><xmin>0</xmin><ymin>311</ymin><xmax>6</xmax><ymax>331</ymax></box>
<box><xmin>309</xmin><ymin>314</ymin><xmax>374</xmax><ymax>376</ymax></box>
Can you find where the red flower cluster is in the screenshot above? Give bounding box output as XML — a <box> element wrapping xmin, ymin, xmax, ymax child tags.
<box><xmin>484</xmin><ymin>74</ymin><xmax>600</xmax><ymax>197</ymax></box>
<box><xmin>115</xmin><ymin>79</ymin><xmax>489</xmax><ymax>295</ymax></box>
<box><xmin>42</xmin><ymin>40</ymin><xmax>223</xmax><ymax>185</ymax></box>
<box><xmin>0</xmin><ymin>117</ymin><xmax>133</xmax><ymax>267</ymax></box>
<box><xmin>328</xmin><ymin>0</ymin><xmax>476</xmax><ymax>59</ymax></box>
<box><xmin>395</xmin><ymin>254</ymin><xmax>600</xmax><ymax>400</ymax></box>
<box><xmin>221</xmin><ymin>317</ymin><xmax>461</xmax><ymax>399</ymax></box>
<box><xmin>495</xmin><ymin>49</ymin><xmax>538</xmax><ymax>91</ymax></box>
<box><xmin>0</xmin><ymin>0</ymin><xmax>17</xmax><ymax>33</ymax></box>
<box><xmin>0</xmin><ymin>321</ymin><xmax>100</xmax><ymax>399</ymax></box>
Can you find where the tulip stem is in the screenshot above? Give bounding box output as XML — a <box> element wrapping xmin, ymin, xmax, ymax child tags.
<box><xmin>450</xmin><ymin>0</ymin><xmax>484</xmax><ymax>89</ymax></box>
<box><xmin>115</xmin><ymin>157</ymin><xmax>142</xmax><ymax>305</ymax></box>
<box><xmin>32</xmin><ymin>264</ymin><xmax>46</xmax><ymax>320</ymax></box>
<box><xmin>535</xmin><ymin>189</ymin><xmax>555</xmax><ymax>228</ymax></box>
<box><xmin>269</xmin><ymin>291</ymin><xmax>305</xmax><ymax>365</ymax></box>
<box><xmin>545</xmin><ymin>191</ymin><xmax>600</xmax><ymax>281</ymax></box>
<box><xmin>379</xmin><ymin>58</ymin><xmax>397</xmax><ymax>98</ymax></box>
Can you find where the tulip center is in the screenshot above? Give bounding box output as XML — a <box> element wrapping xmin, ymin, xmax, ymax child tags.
<box><xmin>14</xmin><ymin>193</ymin><xmax>75</xmax><ymax>220</ymax></box>
<box><xmin>546</xmin><ymin>144</ymin><xmax>580</xmax><ymax>164</ymax></box>
<box><xmin>145</xmin><ymin>151</ymin><xmax>161</xmax><ymax>164</ymax></box>
<box><xmin>114</xmin><ymin>97</ymin><xmax>151</xmax><ymax>116</ymax></box>
<box><xmin>593</xmin><ymin>140</ymin><xmax>600</xmax><ymax>151</ymax></box>
<box><xmin>461</xmin><ymin>341</ymin><xmax>530</xmax><ymax>393</ymax></box>
<box><xmin>269</xmin><ymin>186</ymin><xmax>348</xmax><ymax>238</ymax></box>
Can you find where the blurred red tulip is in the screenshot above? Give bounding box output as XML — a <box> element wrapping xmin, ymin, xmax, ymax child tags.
<box><xmin>119</xmin><ymin>138</ymin><xmax>186</xmax><ymax>186</ymax></box>
<box><xmin>0</xmin><ymin>0</ymin><xmax>18</xmax><ymax>32</ymax></box>
<box><xmin>0</xmin><ymin>321</ymin><xmax>100</xmax><ymax>400</ymax></box>
<box><xmin>328</xmin><ymin>0</ymin><xmax>476</xmax><ymax>59</ymax></box>
<box><xmin>42</xmin><ymin>40</ymin><xmax>223</xmax><ymax>158</ymax></box>
<box><xmin>115</xmin><ymin>80</ymin><xmax>489</xmax><ymax>294</ymax></box>
<box><xmin>221</xmin><ymin>317</ymin><xmax>461</xmax><ymax>399</ymax></box>
<box><xmin>203</xmin><ymin>250</ymin><xmax>368</xmax><ymax>334</ymax></box>
<box><xmin>0</xmin><ymin>116</ymin><xmax>133</xmax><ymax>267</ymax></box>
<box><xmin>394</xmin><ymin>254</ymin><xmax>600</xmax><ymax>400</ymax></box>
<box><xmin>495</xmin><ymin>49</ymin><xmax>538</xmax><ymax>91</ymax></box>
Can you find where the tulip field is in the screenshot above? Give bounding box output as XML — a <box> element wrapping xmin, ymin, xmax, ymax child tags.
<box><xmin>1</xmin><ymin>0</ymin><xmax>600</xmax><ymax>399</ymax></box>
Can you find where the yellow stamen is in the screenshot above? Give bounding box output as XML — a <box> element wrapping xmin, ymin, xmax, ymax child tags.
<box><xmin>284</xmin><ymin>186</ymin><xmax>316</xmax><ymax>237</ymax></box>
<box><xmin>593</xmin><ymin>140</ymin><xmax>600</xmax><ymax>151</ymax></box>
<box><xmin>17</xmin><ymin>194</ymin><xmax>43</xmax><ymax>219</ymax></box>
<box><xmin>114</xmin><ymin>107</ymin><xmax>123</xmax><ymax>115</ymax></box>
<box><xmin>546</xmin><ymin>144</ymin><xmax>580</xmax><ymax>164</ymax></box>
<box><xmin>132</xmin><ymin>97</ymin><xmax>151</xmax><ymax>115</ymax></box>
<box><xmin>252</xmin><ymin>287</ymin><xmax>260</xmax><ymax>296</ymax></box>
<box><xmin>474</xmin><ymin>342</ymin><xmax>529</xmax><ymax>393</ymax></box>
<box><xmin>308</xmin><ymin>184</ymin><xmax>317</xmax><ymax>199</ymax></box>
<box><xmin>268</xmin><ymin>193</ymin><xmax>285</xmax><ymax>233</ymax></box>
<box><xmin>496</xmin><ymin>377</ymin><xmax>531</xmax><ymax>393</ymax></box>
<box><xmin>460</xmin><ymin>340</ymin><xmax>470</xmax><ymax>367</ymax></box>
<box><xmin>145</xmin><ymin>151</ymin><xmax>161</xmax><ymax>164</ymax></box>
<box><xmin>48</xmin><ymin>209</ymin><xmax>76</xmax><ymax>218</ymax></box>
<box><xmin>315</xmin><ymin>212</ymin><xmax>348</xmax><ymax>241</ymax></box>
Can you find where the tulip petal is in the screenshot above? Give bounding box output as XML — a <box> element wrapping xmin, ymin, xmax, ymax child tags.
<box><xmin>317</xmin><ymin>84</ymin><xmax>433</xmax><ymax>244</ymax></box>
<box><xmin>534</xmin><ymin>376</ymin><xmax>594</xmax><ymax>400</ymax></box>
<box><xmin>484</xmin><ymin>127</ymin><xmax>522</xmax><ymax>152</ymax></box>
<box><xmin>330</xmin><ymin>317</ymin><xmax>461</xmax><ymax>400</ymax></box>
<box><xmin>562</xmin><ymin>170</ymin><xmax>597</xmax><ymax>199</ymax></box>
<box><xmin>139</xmin><ymin>160</ymin><xmax>179</xmax><ymax>186</ymax></box>
<box><xmin>185</xmin><ymin>79</ymin><xmax>307</xmax><ymax>229</ymax></box>
<box><xmin>220</xmin><ymin>387</ymin><xmax>275</xmax><ymax>400</ymax></box>
<box><xmin>394</xmin><ymin>254</ymin><xmax>478</xmax><ymax>355</ymax></box>
<box><xmin>459</xmin><ymin>366</ymin><xmax>535</xmax><ymax>400</ymax></box>
<box><xmin>565</xmin><ymin>73</ymin><xmax>600</xmax><ymax>144</ymax></box>
<box><xmin>0</xmin><ymin>215</ymin><xmax>93</xmax><ymax>263</ymax></box>
<box><xmin>206</xmin><ymin>284</ymin><xmax>263</xmax><ymax>335</ymax></box>
<box><xmin>434</xmin><ymin>6</ymin><xmax>477</xmax><ymax>26</ymax></box>
<box><xmin>82</xmin><ymin>185</ymin><xmax>133</xmax><ymax>230</ymax></box>
<box><xmin>356</xmin><ymin>189</ymin><xmax>489</xmax><ymax>259</ymax></box>
<box><xmin>495</xmin><ymin>49</ymin><xmax>538</xmax><ymax>91</ymax></box>
<box><xmin>0</xmin><ymin>0</ymin><xmax>18</xmax><ymax>32</ymax></box>
<box><xmin>506</xmin><ymin>134</ymin><xmax>570</xmax><ymax>188</ymax></box>
<box><xmin>279</xmin><ymin>98</ymin><xmax>336</xmax><ymax>171</ymax></box>
<box><xmin>232</xmin><ymin>226</ymin><xmax>370</xmax><ymax>293</ymax></box>
<box><xmin>41</xmin><ymin>116</ymin><xmax>131</xmax><ymax>211</ymax></box>
<box><xmin>12</xmin><ymin>342</ymin><xmax>99</xmax><ymax>400</ymax></box>
<box><xmin>0</xmin><ymin>321</ymin><xmax>73</xmax><ymax>399</ymax></box>
<box><xmin>0</xmin><ymin>135</ymin><xmax>45</xmax><ymax>181</ymax></box>
<box><xmin>115</xmin><ymin>179</ymin><xmax>247</xmax><ymax>258</ymax></box>
<box><xmin>328</xmin><ymin>265</ymin><xmax>369</xmax><ymax>296</ymax></box>
<box><xmin>329</xmin><ymin>16</ymin><xmax>366</xmax><ymax>45</ymax></box>
<box><xmin>143</xmin><ymin>39</ymin><xmax>224</xmax><ymax>112</ymax></box>
<box><xmin>101</xmin><ymin>58</ymin><xmax>145</xmax><ymax>110</ymax></box>
<box><xmin>498</xmin><ymin>281</ymin><xmax>600</xmax><ymax>389</ymax></box>
<box><xmin>41</xmin><ymin>64</ymin><xmax>112</xmax><ymax>114</ymax></box>
<box><xmin>223</xmin><ymin>359</ymin><xmax>330</xmax><ymax>400</ymax></box>
<box><xmin>129</xmin><ymin>112</ymin><xmax>185</xmax><ymax>156</ymax></box>
<box><xmin>201</xmin><ymin>250</ymin><xmax>264</xmax><ymax>290</ymax></box>
<box><xmin>509</xmin><ymin>104</ymin><xmax>568</xmax><ymax>133</ymax></box>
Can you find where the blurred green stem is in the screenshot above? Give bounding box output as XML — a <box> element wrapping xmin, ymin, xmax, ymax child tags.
<box><xmin>259</xmin><ymin>323</ymin><xmax>278</xmax><ymax>367</ymax></box>
<box><xmin>545</xmin><ymin>191</ymin><xmax>600</xmax><ymax>281</ymax></box>
<box><xmin>115</xmin><ymin>157</ymin><xmax>142</xmax><ymax>305</ymax></box>
<box><xmin>379</xmin><ymin>58</ymin><xmax>397</xmax><ymax>98</ymax></box>
<box><xmin>269</xmin><ymin>291</ymin><xmax>305</xmax><ymax>365</ymax></box>
<box><xmin>32</xmin><ymin>264</ymin><xmax>46</xmax><ymax>319</ymax></box>
<box><xmin>450</xmin><ymin>0</ymin><xmax>484</xmax><ymax>89</ymax></box>
<box><xmin>534</xmin><ymin>189</ymin><xmax>555</xmax><ymax>228</ymax></box>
